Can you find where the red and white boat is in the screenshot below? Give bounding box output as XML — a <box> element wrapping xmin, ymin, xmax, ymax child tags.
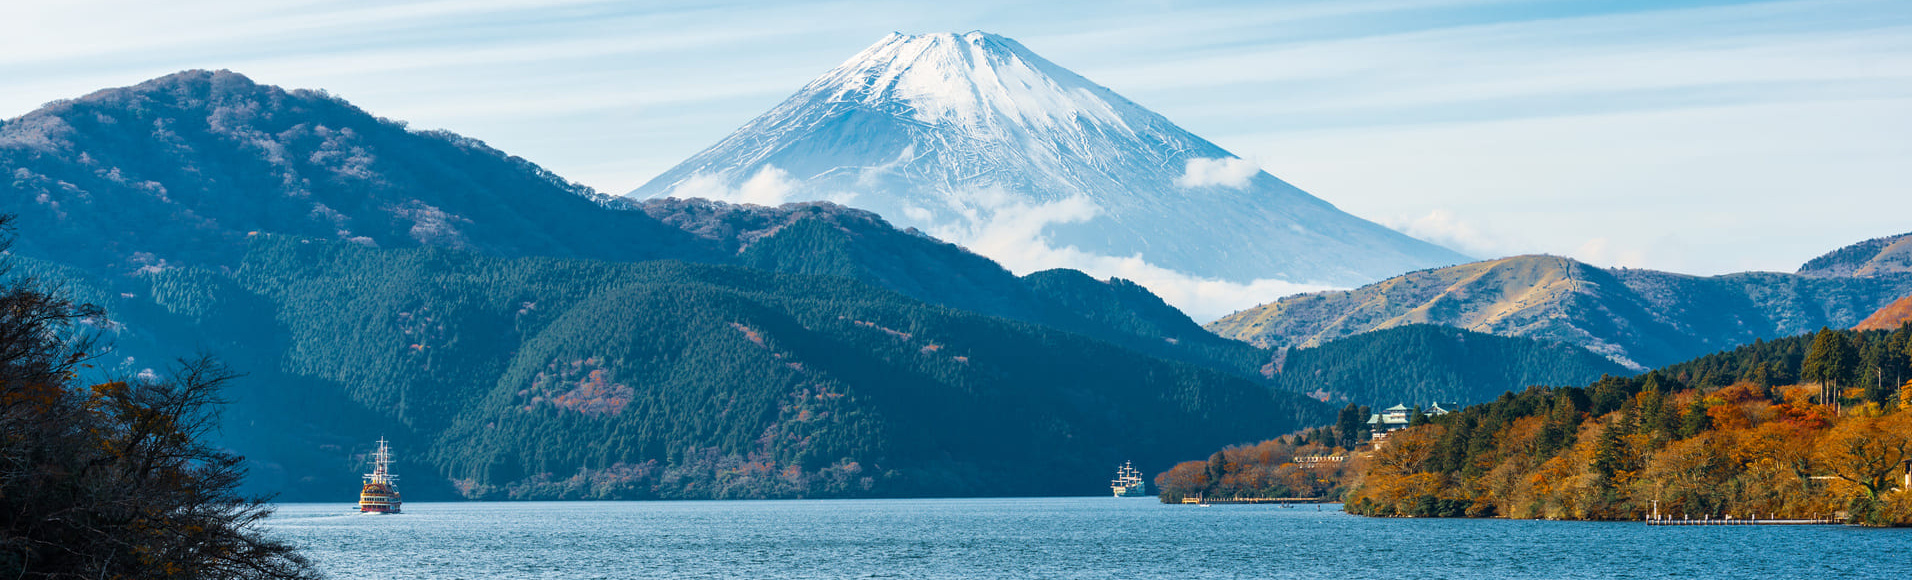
<box><xmin>357</xmin><ymin>437</ymin><xmax>402</xmax><ymax>514</ymax></box>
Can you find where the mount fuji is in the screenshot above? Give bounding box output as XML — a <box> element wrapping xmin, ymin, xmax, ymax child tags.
<box><xmin>630</xmin><ymin>31</ymin><xmax>1468</xmax><ymax>318</ymax></box>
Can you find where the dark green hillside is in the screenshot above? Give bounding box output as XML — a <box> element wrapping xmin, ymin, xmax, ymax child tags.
<box><xmin>1</xmin><ymin>70</ymin><xmax>715</xmax><ymax>276</ymax></box>
<box><xmin>146</xmin><ymin>236</ymin><xmax>1331</xmax><ymax>500</ymax></box>
<box><xmin>1270</xmin><ymin>324</ymin><xmax>1631</xmax><ymax>406</ymax></box>
<box><xmin>640</xmin><ymin>198</ymin><xmax>1272</xmax><ymax>380</ymax></box>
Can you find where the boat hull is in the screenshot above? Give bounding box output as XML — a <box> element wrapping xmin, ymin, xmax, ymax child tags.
<box><xmin>359</xmin><ymin>482</ymin><xmax>402</xmax><ymax>514</ymax></box>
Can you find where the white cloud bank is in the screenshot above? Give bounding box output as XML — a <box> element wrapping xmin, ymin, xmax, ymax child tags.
<box><xmin>669</xmin><ymin>165</ymin><xmax>858</xmax><ymax>207</ymax></box>
<box><xmin>671</xmin><ymin>166</ymin><xmax>797</xmax><ymax>206</ymax></box>
<box><xmin>1384</xmin><ymin>209</ymin><xmax>1507</xmax><ymax>260</ymax></box>
<box><xmin>925</xmin><ymin>187</ymin><xmax>1333</xmax><ymax>322</ymax></box>
<box><xmin>1175</xmin><ymin>156</ymin><xmax>1259</xmax><ymax>189</ymax></box>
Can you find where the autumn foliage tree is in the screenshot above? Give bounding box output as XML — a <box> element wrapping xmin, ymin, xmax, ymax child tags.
<box><xmin>1342</xmin><ymin>325</ymin><xmax>1912</xmax><ymax>525</ymax></box>
<box><xmin>1153</xmin><ymin>436</ymin><xmax>1351</xmax><ymax>503</ymax></box>
<box><xmin>0</xmin><ymin>216</ymin><xmax>315</xmax><ymax>579</ymax></box>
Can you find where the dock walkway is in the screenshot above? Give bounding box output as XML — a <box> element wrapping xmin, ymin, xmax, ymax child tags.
<box><xmin>1200</xmin><ymin>498</ymin><xmax>1332</xmax><ymax>505</ymax></box>
<box><xmin>1645</xmin><ymin>516</ymin><xmax>1841</xmax><ymax>526</ymax></box>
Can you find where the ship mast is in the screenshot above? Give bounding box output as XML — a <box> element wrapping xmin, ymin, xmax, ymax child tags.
<box><xmin>364</xmin><ymin>437</ymin><xmax>398</xmax><ymax>486</ymax></box>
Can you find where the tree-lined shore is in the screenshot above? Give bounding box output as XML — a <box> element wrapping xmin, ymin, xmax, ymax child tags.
<box><xmin>1162</xmin><ymin>325</ymin><xmax>1912</xmax><ymax>526</ymax></box>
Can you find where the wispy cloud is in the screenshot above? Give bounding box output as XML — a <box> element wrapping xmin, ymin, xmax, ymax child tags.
<box><xmin>1384</xmin><ymin>210</ymin><xmax>1503</xmax><ymax>259</ymax></box>
<box><xmin>923</xmin><ymin>187</ymin><xmax>1334</xmax><ymax>321</ymax></box>
<box><xmin>1175</xmin><ymin>157</ymin><xmax>1259</xmax><ymax>189</ymax></box>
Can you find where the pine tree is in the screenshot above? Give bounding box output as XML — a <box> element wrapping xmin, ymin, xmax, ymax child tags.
<box><xmin>1802</xmin><ymin>327</ymin><xmax>1858</xmax><ymax>407</ymax></box>
<box><xmin>1335</xmin><ymin>403</ymin><xmax>1362</xmax><ymax>448</ymax></box>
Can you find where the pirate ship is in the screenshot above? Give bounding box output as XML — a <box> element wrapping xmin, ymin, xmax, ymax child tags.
<box><xmin>357</xmin><ymin>437</ymin><xmax>402</xmax><ymax>514</ymax></box>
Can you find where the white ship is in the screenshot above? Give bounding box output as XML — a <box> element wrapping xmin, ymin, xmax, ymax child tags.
<box><xmin>1110</xmin><ymin>461</ymin><xmax>1148</xmax><ymax>497</ymax></box>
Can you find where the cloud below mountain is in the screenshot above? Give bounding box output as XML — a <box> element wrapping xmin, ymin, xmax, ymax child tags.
<box><xmin>922</xmin><ymin>186</ymin><xmax>1333</xmax><ymax>322</ymax></box>
<box><xmin>671</xmin><ymin>165</ymin><xmax>860</xmax><ymax>207</ymax></box>
<box><xmin>1175</xmin><ymin>157</ymin><xmax>1259</xmax><ymax>189</ymax></box>
<box><xmin>1384</xmin><ymin>209</ymin><xmax>1498</xmax><ymax>260</ymax></box>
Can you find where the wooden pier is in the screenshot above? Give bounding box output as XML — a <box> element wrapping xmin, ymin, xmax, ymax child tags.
<box><xmin>1644</xmin><ymin>516</ymin><xmax>1842</xmax><ymax>526</ymax></box>
<box><xmin>1200</xmin><ymin>497</ymin><xmax>1332</xmax><ymax>505</ymax></box>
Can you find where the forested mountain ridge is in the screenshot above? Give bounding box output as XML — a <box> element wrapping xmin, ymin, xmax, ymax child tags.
<box><xmin>1207</xmin><ymin>254</ymin><xmax>1912</xmax><ymax>370</ymax></box>
<box><xmin>130</xmin><ymin>236</ymin><xmax>1336</xmax><ymax>500</ymax></box>
<box><xmin>0</xmin><ymin>69</ymin><xmax>718</xmax><ymax>275</ymax></box>
<box><xmin>1268</xmin><ymin>324</ymin><xmax>1629</xmax><ymax>407</ymax></box>
<box><xmin>627</xmin><ymin>197</ymin><xmax>1274</xmax><ymax>379</ymax></box>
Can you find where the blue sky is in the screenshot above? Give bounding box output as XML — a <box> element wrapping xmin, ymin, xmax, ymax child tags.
<box><xmin>7</xmin><ymin>0</ymin><xmax>1910</xmax><ymax>277</ymax></box>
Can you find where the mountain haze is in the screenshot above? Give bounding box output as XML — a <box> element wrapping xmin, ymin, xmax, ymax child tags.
<box><xmin>630</xmin><ymin>31</ymin><xmax>1467</xmax><ymax>314</ymax></box>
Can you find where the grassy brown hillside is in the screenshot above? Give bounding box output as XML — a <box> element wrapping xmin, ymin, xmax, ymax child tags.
<box><xmin>1856</xmin><ymin>295</ymin><xmax>1912</xmax><ymax>330</ymax></box>
<box><xmin>1208</xmin><ymin>254</ymin><xmax>1912</xmax><ymax>370</ymax></box>
<box><xmin>1798</xmin><ymin>232</ymin><xmax>1912</xmax><ymax>277</ymax></box>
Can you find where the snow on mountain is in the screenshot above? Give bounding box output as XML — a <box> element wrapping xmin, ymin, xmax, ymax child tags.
<box><xmin>629</xmin><ymin>31</ymin><xmax>1469</xmax><ymax>319</ymax></box>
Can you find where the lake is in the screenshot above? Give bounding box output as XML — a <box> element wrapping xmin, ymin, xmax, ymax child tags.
<box><xmin>266</xmin><ymin>498</ymin><xmax>1909</xmax><ymax>579</ymax></box>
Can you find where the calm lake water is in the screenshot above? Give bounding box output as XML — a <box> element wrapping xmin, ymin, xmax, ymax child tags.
<box><xmin>266</xmin><ymin>498</ymin><xmax>1909</xmax><ymax>579</ymax></box>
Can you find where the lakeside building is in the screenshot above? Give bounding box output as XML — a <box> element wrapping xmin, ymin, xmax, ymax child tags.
<box><xmin>1368</xmin><ymin>402</ymin><xmax>1453</xmax><ymax>447</ymax></box>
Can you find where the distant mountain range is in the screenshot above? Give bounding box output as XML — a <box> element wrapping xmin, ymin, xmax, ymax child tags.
<box><xmin>1797</xmin><ymin>231</ymin><xmax>1912</xmax><ymax>278</ymax></box>
<box><xmin>629</xmin><ymin>31</ymin><xmax>1467</xmax><ymax>299</ymax></box>
<box><xmin>1</xmin><ymin>70</ymin><xmax>1621</xmax><ymax>500</ymax></box>
<box><xmin>1208</xmin><ymin>248</ymin><xmax>1912</xmax><ymax>370</ymax></box>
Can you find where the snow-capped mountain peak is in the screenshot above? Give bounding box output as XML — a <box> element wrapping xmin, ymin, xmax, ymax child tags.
<box><xmin>811</xmin><ymin>31</ymin><xmax>1134</xmax><ymax>133</ymax></box>
<box><xmin>630</xmin><ymin>32</ymin><xmax>1468</xmax><ymax>319</ymax></box>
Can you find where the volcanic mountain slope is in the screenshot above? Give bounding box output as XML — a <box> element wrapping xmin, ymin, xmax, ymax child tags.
<box><xmin>629</xmin><ymin>31</ymin><xmax>1467</xmax><ymax>290</ymax></box>
<box><xmin>1208</xmin><ymin>253</ymin><xmax>1912</xmax><ymax>370</ymax></box>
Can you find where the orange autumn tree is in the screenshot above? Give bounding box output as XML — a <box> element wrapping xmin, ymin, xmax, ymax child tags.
<box><xmin>1153</xmin><ymin>437</ymin><xmax>1350</xmax><ymax>503</ymax></box>
<box><xmin>1817</xmin><ymin>411</ymin><xmax>1912</xmax><ymax>523</ymax></box>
